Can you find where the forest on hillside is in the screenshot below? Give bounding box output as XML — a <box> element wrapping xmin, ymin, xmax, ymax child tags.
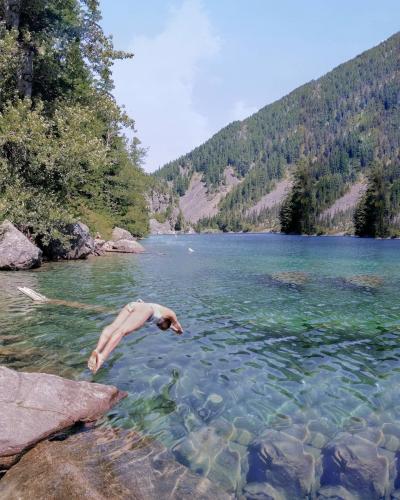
<box><xmin>0</xmin><ymin>0</ymin><xmax>149</xmax><ymax>242</ymax></box>
<box><xmin>156</xmin><ymin>32</ymin><xmax>400</xmax><ymax>237</ymax></box>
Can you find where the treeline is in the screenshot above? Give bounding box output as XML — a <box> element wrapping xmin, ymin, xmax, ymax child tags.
<box><xmin>0</xmin><ymin>0</ymin><xmax>149</xmax><ymax>242</ymax></box>
<box><xmin>157</xmin><ymin>32</ymin><xmax>400</xmax><ymax>236</ymax></box>
<box><xmin>279</xmin><ymin>159</ymin><xmax>400</xmax><ymax>237</ymax></box>
<box><xmin>354</xmin><ymin>162</ymin><xmax>400</xmax><ymax>237</ymax></box>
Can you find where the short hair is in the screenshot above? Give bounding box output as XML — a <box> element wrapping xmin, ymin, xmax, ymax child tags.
<box><xmin>157</xmin><ymin>318</ymin><xmax>172</xmax><ymax>331</ymax></box>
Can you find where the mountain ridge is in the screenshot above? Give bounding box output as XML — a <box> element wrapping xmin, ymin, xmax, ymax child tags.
<box><xmin>151</xmin><ymin>32</ymin><xmax>400</xmax><ymax>236</ymax></box>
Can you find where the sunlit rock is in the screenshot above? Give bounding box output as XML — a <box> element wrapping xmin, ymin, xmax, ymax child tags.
<box><xmin>93</xmin><ymin>238</ymin><xmax>106</xmax><ymax>256</ymax></box>
<box><xmin>104</xmin><ymin>238</ymin><xmax>145</xmax><ymax>253</ymax></box>
<box><xmin>0</xmin><ymin>366</ymin><xmax>127</xmax><ymax>469</ymax></box>
<box><xmin>111</xmin><ymin>227</ymin><xmax>135</xmax><ymax>241</ymax></box>
<box><xmin>0</xmin><ymin>220</ymin><xmax>42</xmax><ymax>270</ymax></box>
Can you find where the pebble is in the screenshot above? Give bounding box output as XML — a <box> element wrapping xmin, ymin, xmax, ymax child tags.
<box><xmin>208</xmin><ymin>393</ymin><xmax>223</xmax><ymax>404</ymax></box>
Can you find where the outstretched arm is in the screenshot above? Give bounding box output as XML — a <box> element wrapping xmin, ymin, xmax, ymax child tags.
<box><xmin>165</xmin><ymin>309</ymin><xmax>183</xmax><ymax>334</ymax></box>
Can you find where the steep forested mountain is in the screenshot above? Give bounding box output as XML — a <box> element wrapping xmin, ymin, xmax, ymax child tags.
<box><xmin>154</xmin><ymin>32</ymin><xmax>400</xmax><ymax>236</ymax></box>
<box><xmin>0</xmin><ymin>0</ymin><xmax>149</xmax><ymax>241</ymax></box>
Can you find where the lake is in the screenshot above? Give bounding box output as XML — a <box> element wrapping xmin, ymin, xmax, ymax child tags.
<box><xmin>1</xmin><ymin>233</ymin><xmax>400</xmax><ymax>495</ymax></box>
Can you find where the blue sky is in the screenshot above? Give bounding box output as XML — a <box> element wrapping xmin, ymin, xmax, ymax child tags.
<box><xmin>99</xmin><ymin>0</ymin><xmax>400</xmax><ymax>172</ymax></box>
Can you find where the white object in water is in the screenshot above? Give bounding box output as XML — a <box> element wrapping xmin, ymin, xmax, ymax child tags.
<box><xmin>188</xmin><ymin>247</ymin><xmax>195</xmax><ymax>253</ymax></box>
<box><xmin>18</xmin><ymin>287</ymin><xmax>48</xmax><ymax>302</ymax></box>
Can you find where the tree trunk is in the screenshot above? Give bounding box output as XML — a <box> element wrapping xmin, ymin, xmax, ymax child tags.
<box><xmin>4</xmin><ymin>0</ymin><xmax>21</xmax><ymax>29</ymax></box>
<box><xmin>18</xmin><ymin>46</ymin><xmax>34</xmax><ymax>98</ymax></box>
<box><xmin>4</xmin><ymin>0</ymin><xmax>33</xmax><ymax>98</ymax></box>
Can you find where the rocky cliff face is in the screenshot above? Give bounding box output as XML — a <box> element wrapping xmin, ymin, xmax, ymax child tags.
<box><xmin>146</xmin><ymin>189</ymin><xmax>172</xmax><ymax>214</ymax></box>
<box><xmin>146</xmin><ymin>186</ymin><xmax>185</xmax><ymax>234</ymax></box>
<box><xmin>179</xmin><ymin>167</ymin><xmax>241</xmax><ymax>224</ymax></box>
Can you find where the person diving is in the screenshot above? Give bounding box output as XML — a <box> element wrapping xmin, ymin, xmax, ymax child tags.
<box><xmin>87</xmin><ymin>300</ymin><xmax>183</xmax><ymax>373</ymax></box>
<box><xmin>18</xmin><ymin>287</ymin><xmax>183</xmax><ymax>374</ymax></box>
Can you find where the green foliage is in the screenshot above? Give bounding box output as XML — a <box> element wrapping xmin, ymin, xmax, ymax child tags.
<box><xmin>0</xmin><ymin>0</ymin><xmax>149</xmax><ymax>241</ymax></box>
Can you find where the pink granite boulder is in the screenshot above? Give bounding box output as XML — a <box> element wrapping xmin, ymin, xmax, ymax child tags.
<box><xmin>0</xmin><ymin>367</ymin><xmax>127</xmax><ymax>468</ymax></box>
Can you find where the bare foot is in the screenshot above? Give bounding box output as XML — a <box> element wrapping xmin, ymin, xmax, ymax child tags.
<box><xmin>93</xmin><ymin>352</ymin><xmax>104</xmax><ymax>374</ymax></box>
<box><xmin>88</xmin><ymin>350</ymin><xmax>98</xmax><ymax>372</ymax></box>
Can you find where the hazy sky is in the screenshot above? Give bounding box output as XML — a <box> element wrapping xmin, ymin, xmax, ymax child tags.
<box><xmin>99</xmin><ymin>1</ymin><xmax>400</xmax><ymax>172</ymax></box>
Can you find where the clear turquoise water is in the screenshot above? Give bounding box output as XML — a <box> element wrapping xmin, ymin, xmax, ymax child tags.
<box><xmin>1</xmin><ymin>234</ymin><xmax>400</xmax><ymax>492</ymax></box>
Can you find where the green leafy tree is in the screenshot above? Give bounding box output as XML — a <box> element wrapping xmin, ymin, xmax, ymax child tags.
<box><xmin>0</xmin><ymin>0</ymin><xmax>150</xmax><ymax>240</ymax></box>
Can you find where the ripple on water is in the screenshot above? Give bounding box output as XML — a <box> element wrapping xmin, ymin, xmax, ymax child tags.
<box><xmin>2</xmin><ymin>234</ymin><xmax>400</xmax><ymax>494</ymax></box>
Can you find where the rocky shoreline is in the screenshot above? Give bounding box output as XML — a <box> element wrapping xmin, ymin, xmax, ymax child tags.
<box><xmin>0</xmin><ymin>366</ymin><xmax>230</xmax><ymax>499</ymax></box>
<box><xmin>0</xmin><ymin>221</ymin><xmax>145</xmax><ymax>271</ymax></box>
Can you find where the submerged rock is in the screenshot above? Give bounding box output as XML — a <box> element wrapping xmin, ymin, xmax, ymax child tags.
<box><xmin>317</xmin><ymin>485</ymin><xmax>358</xmax><ymax>499</ymax></box>
<box><xmin>319</xmin><ymin>432</ymin><xmax>389</xmax><ymax>499</ymax></box>
<box><xmin>344</xmin><ymin>275</ymin><xmax>384</xmax><ymax>289</ymax></box>
<box><xmin>173</xmin><ymin>425</ymin><xmax>244</xmax><ymax>493</ymax></box>
<box><xmin>0</xmin><ymin>427</ymin><xmax>231</xmax><ymax>499</ymax></box>
<box><xmin>111</xmin><ymin>226</ymin><xmax>135</xmax><ymax>241</ymax></box>
<box><xmin>246</xmin><ymin>429</ymin><xmax>315</xmax><ymax>499</ymax></box>
<box><xmin>270</xmin><ymin>271</ymin><xmax>309</xmax><ymax>286</ymax></box>
<box><xmin>0</xmin><ymin>366</ymin><xmax>126</xmax><ymax>469</ymax></box>
<box><xmin>104</xmin><ymin>238</ymin><xmax>145</xmax><ymax>253</ymax></box>
<box><xmin>0</xmin><ymin>220</ymin><xmax>42</xmax><ymax>270</ymax></box>
<box><xmin>243</xmin><ymin>481</ymin><xmax>285</xmax><ymax>500</ymax></box>
<box><xmin>43</xmin><ymin>222</ymin><xmax>94</xmax><ymax>260</ymax></box>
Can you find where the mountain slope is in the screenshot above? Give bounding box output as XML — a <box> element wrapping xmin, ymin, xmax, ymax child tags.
<box><xmin>154</xmin><ymin>32</ymin><xmax>400</xmax><ymax>235</ymax></box>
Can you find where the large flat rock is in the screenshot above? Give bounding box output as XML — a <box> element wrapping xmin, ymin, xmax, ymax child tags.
<box><xmin>0</xmin><ymin>427</ymin><xmax>232</xmax><ymax>499</ymax></box>
<box><xmin>104</xmin><ymin>238</ymin><xmax>145</xmax><ymax>253</ymax></box>
<box><xmin>0</xmin><ymin>367</ymin><xmax>126</xmax><ymax>468</ymax></box>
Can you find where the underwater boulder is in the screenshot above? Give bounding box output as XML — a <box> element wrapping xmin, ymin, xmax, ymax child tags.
<box><xmin>270</xmin><ymin>272</ymin><xmax>309</xmax><ymax>286</ymax></box>
<box><xmin>0</xmin><ymin>427</ymin><xmax>231</xmax><ymax>499</ymax></box>
<box><xmin>246</xmin><ymin>429</ymin><xmax>315</xmax><ymax>498</ymax></box>
<box><xmin>344</xmin><ymin>275</ymin><xmax>384</xmax><ymax>290</ymax></box>
<box><xmin>319</xmin><ymin>432</ymin><xmax>389</xmax><ymax>499</ymax></box>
